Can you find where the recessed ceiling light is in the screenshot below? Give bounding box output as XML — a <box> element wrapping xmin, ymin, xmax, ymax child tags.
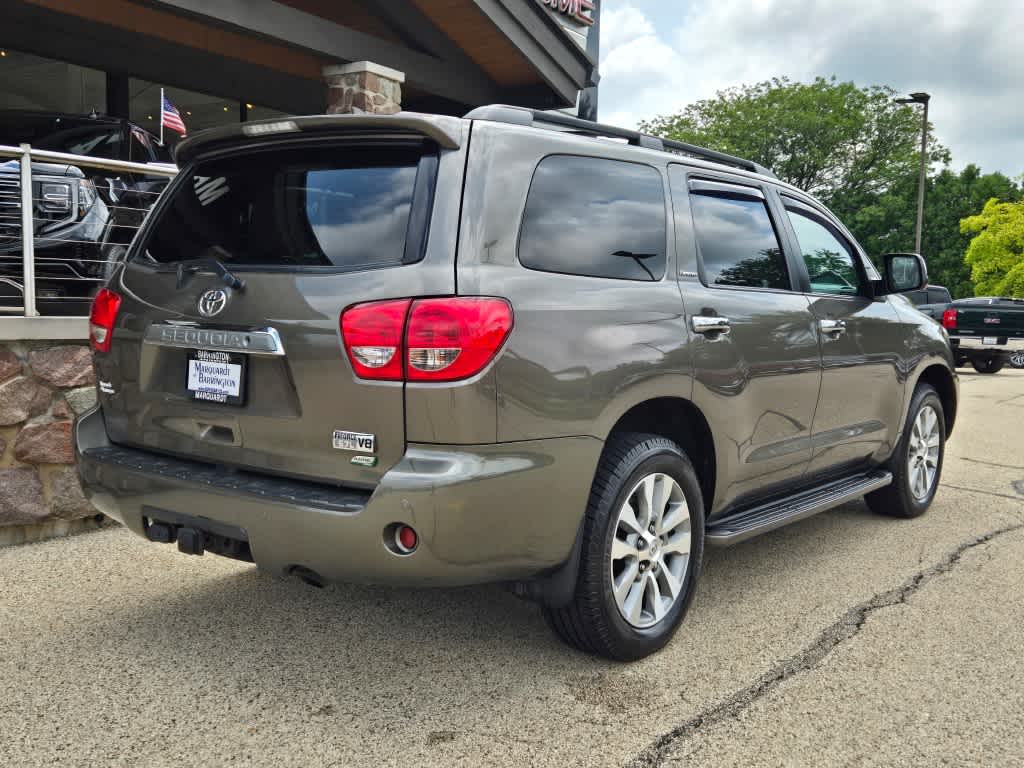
<box><xmin>246</xmin><ymin>103</ymin><xmax>253</xmax><ymax>109</ymax></box>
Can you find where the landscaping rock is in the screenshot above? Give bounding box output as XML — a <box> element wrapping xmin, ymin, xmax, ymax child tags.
<box><xmin>0</xmin><ymin>347</ymin><xmax>22</xmax><ymax>383</ymax></box>
<box><xmin>14</xmin><ymin>422</ymin><xmax>74</xmax><ymax>464</ymax></box>
<box><xmin>0</xmin><ymin>468</ymin><xmax>48</xmax><ymax>524</ymax></box>
<box><xmin>49</xmin><ymin>467</ymin><xmax>95</xmax><ymax>520</ymax></box>
<box><xmin>64</xmin><ymin>386</ymin><xmax>98</xmax><ymax>415</ymax></box>
<box><xmin>0</xmin><ymin>377</ymin><xmax>52</xmax><ymax>426</ymax></box>
<box><xmin>29</xmin><ymin>346</ymin><xmax>95</xmax><ymax>388</ymax></box>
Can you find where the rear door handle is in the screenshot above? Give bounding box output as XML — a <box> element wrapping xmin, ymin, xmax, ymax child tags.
<box><xmin>691</xmin><ymin>315</ymin><xmax>731</xmax><ymax>335</ymax></box>
<box><xmin>819</xmin><ymin>319</ymin><xmax>847</xmax><ymax>336</ymax></box>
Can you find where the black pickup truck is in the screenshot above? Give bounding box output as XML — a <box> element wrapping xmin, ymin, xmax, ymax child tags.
<box><xmin>938</xmin><ymin>297</ymin><xmax>1024</xmax><ymax>373</ymax></box>
<box><xmin>0</xmin><ymin>111</ymin><xmax>172</xmax><ymax>315</ymax></box>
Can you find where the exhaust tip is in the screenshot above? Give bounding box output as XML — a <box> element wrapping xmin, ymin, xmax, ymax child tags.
<box><xmin>290</xmin><ymin>566</ymin><xmax>326</xmax><ymax>588</ymax></box>
<box><xmin>383</xmin><ymin>523</ymin><xmax>418</xmax><ymax>556</ymax></box>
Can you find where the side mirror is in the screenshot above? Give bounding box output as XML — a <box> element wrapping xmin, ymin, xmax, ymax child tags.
<box><xmin>878</xmin><ymin>253</ymin><xmax>928</xmax><ymax>295</ymax></box>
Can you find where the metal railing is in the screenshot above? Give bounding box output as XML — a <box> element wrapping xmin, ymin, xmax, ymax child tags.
<box><xmin>0</xmin><ymin>143</ymin><xmax>177</xmax><ymax>318</ymax></box>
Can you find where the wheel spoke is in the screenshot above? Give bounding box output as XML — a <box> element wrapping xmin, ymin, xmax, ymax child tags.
<box><xmin>649</xmin><ymin>574</ymin><xmax>667</xmax><ymax>622</ymax></box>
<box><xmin>659</xmin><ymin>563</ymin><xmax>682</xmax><ymax>600</ymax></box>
<box><xmin>658</xmin><ymin>500</ymin><xmax>689</xmax><ymax>536</ymax></box>
<box><xmin>614</xmin><ymin>560</ymin><xmax>639</xmax><ymax>604</ymax></box>
<box><xmin>623</xmin><ymin>578</ymin><xmax>646</xmax><ymax>624</ymax></box>
<box><xmin>638</xmin><ymin>475</ymin><xmax>656</xmax><ymax>529</ymax></box>
<box><xmin>650</xmin><ymin>475</ymin><xmax>670</xmax><ymax>530</ymax></box>
<box><xmin>611</xmin><ymin>536</ymin><xmax>639</xmax><ymax>562</ymax></box>
<box><xmin>663</xmin><ymin>530</ymin><xmax>691</xmax><ymax>557</ymax></box>
<box><xmin>618</xmin><ymin>501</ymin><xmax>644</xmax><ymax>536</ymax></box>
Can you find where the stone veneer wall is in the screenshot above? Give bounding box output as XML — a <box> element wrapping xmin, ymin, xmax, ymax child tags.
<box><xmin>0</xmin><ymin>341</ymin><xmax>101</xmax><ymax>543</ymax></box>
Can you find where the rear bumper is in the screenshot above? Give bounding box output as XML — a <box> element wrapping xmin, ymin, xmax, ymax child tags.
<box><xmin>75</xmin><ymin>407</ymin><xmax>600</xmax><ymax>587</ymax></box>
<box><xmin>951</xmin><ymin>335</ymin><xmax>1024</xmax><ymax>353</ymax></box>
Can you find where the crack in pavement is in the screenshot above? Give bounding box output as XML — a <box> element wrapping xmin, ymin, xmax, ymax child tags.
<box><xmin>961</xmin><ymin>457</ymin><xmax>1024</xmax><ymax>471</ymax></box>
<box><xmin>940</xmin><ymin>482</ymin><xmax>1024</xmax><ymax>504</ymax></box>
<box><xmin>625</xmin><ymin>523</ymin><xmax>1024</xmax><ymax>768</ymax></box>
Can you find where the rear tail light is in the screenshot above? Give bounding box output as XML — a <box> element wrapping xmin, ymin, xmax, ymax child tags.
<box><xmin>89</xmin><ymin>288</ymin><xmax>122</xmax><ymax>353</ymax></box>
<box><xmin>340</xmin><ymin>299</ymin><xmax>411</xmax><ymax>381</ymax></box>
<box><xmin>941</xmin><ymin>308</ymin><xmax>958</xmax><ymax>330</ymax></box>
<box><xmin>340</xmin><ymin>297</ymin><xmax>513</xmax><ymax>382</ymax></box>
<box><xmin>406</xmin><ymin>298</ymin><xmax>513</xmax><ymax>381</ymax></box>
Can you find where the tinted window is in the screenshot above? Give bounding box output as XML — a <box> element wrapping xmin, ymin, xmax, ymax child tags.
<box><xmin>786</xmin><ymin>208</ymin><xmax>860</xmax><ymax>295</ymax></box>
<box><xmin>519</xmin><ymin>156</ymin><xmax>666</xmax><ymax>281</ymax></box>
<box><xmin>0</xmin><ymin>115</ymin><xmax>124</xmax><ymax>159</ymax></box>
<box><xmin>904</xmin><ymin>289</ymin><xmax>928</xmax><ymax>305</ymax></box>
<box><xmin>928</xmin><ymin>287</ymin><xmax>952</xmax><ymax>304</ymax></box>
<box><xmin>690</xmin><ymin>192</ymin><xmax>788</xmax><ymax>289</ymax></box>
<box><xmin>144</xmin><ymin>145</ymin><xmax>428</xmax><ymax>268</ymax></box>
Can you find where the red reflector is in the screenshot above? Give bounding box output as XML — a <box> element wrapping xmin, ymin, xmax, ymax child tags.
<box><xmin>89</xmin><ymin>288</ymin><xmax>122</xmax><ymax>353</ymax></box>
<box><xmin>406</xmin><ymin>297</ymin><xmax>513</xmax><ymax>382</ymax></box>
<box><xmin>396</xmin><ymin>524</ymin><xmax>417</xmax><ymax>553</ymax></box>
<box><xmin>340</xmin><ymin>299</ymin><xmax>412</xmax><ymax>380</ymax></box>
<box><xmin>942</xmin><ymin>308</ymin><xmax>958</xmax><ymax>330</ymax></box>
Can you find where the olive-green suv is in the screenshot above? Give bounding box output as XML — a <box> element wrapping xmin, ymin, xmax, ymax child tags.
<box><xmin>75</xmin><ymin>107</ymin><xmax>958</xmax><ymax>660</ymax></box>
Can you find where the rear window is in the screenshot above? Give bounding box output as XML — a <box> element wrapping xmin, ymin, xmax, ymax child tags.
<box><xmin>690</xmin><ymin>191</ymin><xmax>789</xmax><ymax>290</ymax></box>
<box><xmin>518</xmin><ymin>155</ymin><xmax>667</xmax><ymax>281</ymax></box>
<box><xmin>142</xmin><ymin>144</ymin><xmax>435</xmax><ymax>269</ymax></box>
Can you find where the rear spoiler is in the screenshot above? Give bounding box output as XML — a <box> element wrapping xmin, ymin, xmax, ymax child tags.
<box><xmin>174</xmin><ymin>112</ymin><xmax>464</xmax><ymax>165</ymax></box>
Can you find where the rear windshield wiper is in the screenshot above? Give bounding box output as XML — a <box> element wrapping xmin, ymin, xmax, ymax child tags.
<box><xmin>613</xmin><ymin>250</ymin><xmax>658</xmax><ymax>281</ymax></box>
<box><xmin>170</xmin><ymin>253</ymin><xmax>246</xmax><ymax>292</ymax></box>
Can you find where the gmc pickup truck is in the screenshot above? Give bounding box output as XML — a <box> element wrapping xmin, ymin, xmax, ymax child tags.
<box><xmin>939</xmin><ymin>297</ymin><xmax>1024</xmax><ymax>373</ymax></box>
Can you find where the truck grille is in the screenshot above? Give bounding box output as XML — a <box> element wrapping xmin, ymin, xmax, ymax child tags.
<box><xmin>0</xmin><ymin>176</ymin><xmax>21</xmax><ymax>244</ymax></box>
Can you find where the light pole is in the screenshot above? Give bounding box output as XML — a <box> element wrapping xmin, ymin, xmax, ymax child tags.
<box><xmin>896</xmin><ymin>91</ymin><xmax>931</xmax><ymax>255</ymax></box>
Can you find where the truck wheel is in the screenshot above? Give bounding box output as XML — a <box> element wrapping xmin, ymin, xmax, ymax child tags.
<box><xmin>866</xmin><ymin>384</ymin><xmax>945</xmax><ymax>519</ymax></box>
<box><xmin>1011</xmin><ymin>351</ymin><xmax>1024</xmax><ymax>369</ymax></box>
<box><xmin>543</xmin><ymin>432</ymin><xmax>704</xmax><ymax>661</ymax></box>
<box><xmin>971</xmin><ymin>357</ymin><xmax>1004</xmax><ymax>374</ymax></box>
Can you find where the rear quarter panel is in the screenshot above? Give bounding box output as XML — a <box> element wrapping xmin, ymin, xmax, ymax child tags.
<box><xmin>456</xmin><ymin>122</ymin><xmax>693</xmax><ymax>443</ymax></box>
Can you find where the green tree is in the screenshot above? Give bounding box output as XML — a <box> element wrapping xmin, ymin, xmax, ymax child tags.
<box><xmin>961</xmin><ymin>199</ymin><xmax>1024</xmax><ymax>297</ymax></box>
<box><xmin>640</xmin><ymin>77</ymin><xmax>948</xmax><ymax>222</ymax></box>
<box><xmin>851</xmin><ymin>166</ymin><xmax>1021</xmax><ymax>296</ymax></box>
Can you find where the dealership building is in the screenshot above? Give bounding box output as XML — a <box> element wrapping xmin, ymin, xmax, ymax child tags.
<box><xmin>1</xmin><ymin>0</ymin><xmax>600</xmax><ymax>141</ymax></box>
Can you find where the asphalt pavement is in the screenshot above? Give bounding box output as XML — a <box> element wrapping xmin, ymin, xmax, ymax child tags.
<box><xmin>2</xmin><ymin>369</ymin><xmax>1022</xmax><ymax>768</ymax></box>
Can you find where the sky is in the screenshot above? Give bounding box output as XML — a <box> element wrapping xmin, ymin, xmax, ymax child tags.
<box><xmin>597</xmin><ymin>0</ymin><xmax>1024</xmax><ymax>177</ymax></box>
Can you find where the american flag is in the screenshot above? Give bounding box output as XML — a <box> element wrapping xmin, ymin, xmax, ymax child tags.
<box><xmin>161</xmin><ymin>93</ymin><xmax>187</xmax><ymax>136</ymax></box>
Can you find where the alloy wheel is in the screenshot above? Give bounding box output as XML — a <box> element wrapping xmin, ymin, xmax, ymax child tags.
<box><xmin>907</xmin><ymin>404</ymin><xmax>941</xmax><ymax>500</ymax></box>
<box><xmin>610</xmin><ymin>473</ymin><xmax>692</xmax><ymax>629</ymax></box>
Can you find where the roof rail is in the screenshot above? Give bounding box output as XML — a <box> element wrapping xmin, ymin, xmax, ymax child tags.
<box><xmin>463</xmin><ymin>105</ymin><xmax>776</xmax><ymax>178</ymax></box>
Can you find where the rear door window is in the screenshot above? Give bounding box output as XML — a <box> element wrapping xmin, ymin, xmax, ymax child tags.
<box><xmin>688</xmin><ymin>181</ymin><xmax>789</xmax><ymax>290</ymax></box>
<box><xmin>141</xmin><ymin>144</ymin><xmax>436</xmax><ymax>269</ymax></box>
<box><xmin>518</xmin><ymin>155</ymin><xmax>666</xmax><ymax>281</ymax></box>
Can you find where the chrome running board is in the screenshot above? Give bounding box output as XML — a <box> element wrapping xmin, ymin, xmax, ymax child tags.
<box><xmin>706</xmin><ymin>470</ymin><xmax>893</xmax><ymax>546</ymax></box>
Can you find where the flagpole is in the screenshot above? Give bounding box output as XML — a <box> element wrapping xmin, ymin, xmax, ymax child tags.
<box><xmin>159</xmin><ymin>87</ymin><xmax>164</xmax><ymax>147</ymax></box>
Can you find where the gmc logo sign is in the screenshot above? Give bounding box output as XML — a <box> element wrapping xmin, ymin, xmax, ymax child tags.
<box><xmin>539</xmin><ymin>0</ymin><xmax>595</xmax><ymax>26</ymax></box>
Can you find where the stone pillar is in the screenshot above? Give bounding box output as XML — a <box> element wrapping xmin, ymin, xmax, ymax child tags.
<box><xmin>0</xmin><ymin>341</ymin><xmax>103</xmax><ymax>545</ymax></box>
<box><xmin>324</xmin><ymin>61</ymin><xmax>405</xmax><ymax>115</ymax></box>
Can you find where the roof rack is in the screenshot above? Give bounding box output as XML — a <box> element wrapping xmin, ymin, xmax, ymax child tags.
<box><xmin>463</xmin><ymin>105</ymin><xmax>776</xmax><ymax>179</ymax></box>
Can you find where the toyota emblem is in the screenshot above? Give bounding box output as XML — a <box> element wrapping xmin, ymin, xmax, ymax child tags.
<box><xmin>197</xmin><ymin>289</ymin><xmax>228</xmax><ymax>318</ymax></box>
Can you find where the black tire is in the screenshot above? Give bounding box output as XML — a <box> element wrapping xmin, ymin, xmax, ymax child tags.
<box><xmin>543</xmin><ymin>432</ymin><xmax>705</xmax><ymax>661</ymax></box>
<box><xmin>971</xmin><ymin>357</ymin><xmax>1005</xmax><ymax>374</ymax></box>
<box><xmin>866</xmin><ymin>384</ymin><xmax>945</xmax><ymax>519</ymax></box>
<box><xmin>1010</xmin><ymin>351</ymin><xmax>1024</xmax><ymax>369</ymax></box>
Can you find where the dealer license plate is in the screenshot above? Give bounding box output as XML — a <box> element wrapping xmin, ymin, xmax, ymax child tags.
<box><xmin>186</xmin><ymin>350</ymin><xmax>246</xmax><ymax>406</ymax></box>
<box><xmin>982</xmin><ymin>337</ymin><xmax>999</xmax><ymax>345</ymax></box>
